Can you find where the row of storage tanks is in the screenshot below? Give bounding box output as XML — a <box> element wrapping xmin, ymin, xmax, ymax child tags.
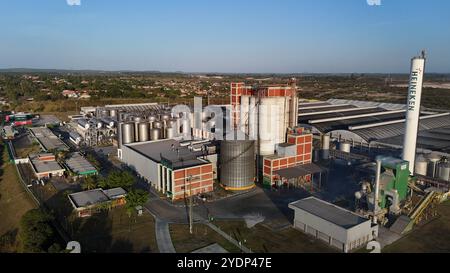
<box><xmin>120</xmin><ymin>113</ymin><xmax>192</xmax><ymax>145</ymax></box>
<box><xmin>414</xmin><ymin>153</ymin><xmax>450</xmax><ymax>182</ymax></box>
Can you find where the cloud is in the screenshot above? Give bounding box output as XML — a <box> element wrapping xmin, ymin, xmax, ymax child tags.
<box><xmin>66</xmin><ymin>0</ymin><xmax>81</xmax><ymax>6</ymax></box>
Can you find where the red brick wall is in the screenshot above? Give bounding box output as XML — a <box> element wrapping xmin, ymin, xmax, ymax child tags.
<box><xmin>172</xmin><ymin>163</ymin><xmax>214</xmax><ymax>200</ymax></box>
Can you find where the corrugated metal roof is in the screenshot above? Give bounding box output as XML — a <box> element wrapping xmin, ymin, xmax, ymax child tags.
<box><xmin>289</xmin><ymin>197</ymin><xmax>369</xmax><ymax>229</ymax></box>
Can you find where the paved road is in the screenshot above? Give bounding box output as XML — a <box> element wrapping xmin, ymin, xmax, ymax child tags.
<box><xmin>155</xmin><ymin>218</ymin><xmax>176</xmax><ymax>253</ymax></box>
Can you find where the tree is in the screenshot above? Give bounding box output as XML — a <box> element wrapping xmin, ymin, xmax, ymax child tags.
<box><xmin>19</xmin><ymin>209</ymin><xmax>55</xmax><ymax>253</ymax></box>
<box><xmin>100</xmin><ymin>171</ymin><xmax>135</xmax><ymax>190</ymax></box>
<box><xmin>125</xmin><ymin>189</ymin><xmax>149</xmax><ymax>216</ymax></box>
<box><xmin>82</xmin><ymin>175</ymin><xmax>98</xmax><ymax>190</ymax></box>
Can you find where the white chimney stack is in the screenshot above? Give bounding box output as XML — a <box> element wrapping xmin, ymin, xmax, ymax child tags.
<box><xmin>402</xmin><ymin>51</ymin><xmax>426</xmax><ymax>174</ymax></box>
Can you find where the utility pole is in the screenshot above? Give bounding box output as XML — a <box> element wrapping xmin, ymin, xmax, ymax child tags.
<box><xmin>187</xmin><ymin>175</ymin><xmax>194</xmax><ymax>234</ymax></box>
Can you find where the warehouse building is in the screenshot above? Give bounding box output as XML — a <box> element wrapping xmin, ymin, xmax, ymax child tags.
<box><xmin>121</xmin><ymin>139</ymin><xmax>215</xmax><ymax>200</ymax></box>
<box><xmin>29</xmin><ymin>153</ymin><xmax>65</xmax><ymax>179</ymax></box>
<box><xmin>64</xmin><ymin>153</ymin><xmax>98</xmax><ymax>177</ymax></box>
<box><xmin>299</xmin><ymin>99</ymin><xmax>450</xmax><ymax>156</ymax></box>
<box><xmin>29</xmin><ymin>127</ymin><xmax>69</xmax><ymax>152</ymax></box>
<box><xmin>289</xmin><ymin>197</ymin><xmax>378</xmax><ymax>253</ymax></box>
<box><xmin>68</xmin><ymin>187</ymin><xmax>127</xmax><ymax>217</ymax></box>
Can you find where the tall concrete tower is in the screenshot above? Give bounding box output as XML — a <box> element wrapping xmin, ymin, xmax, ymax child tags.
<box><xmin>402</xmin><ymin>51</ymin><xmax>426</xmax><ymax>174</ymax></box>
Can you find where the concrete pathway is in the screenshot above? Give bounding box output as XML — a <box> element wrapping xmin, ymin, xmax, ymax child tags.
<box><xmin>155</xmin><ymin>218</ymin><xmax>176</xmax><ymax>253</ymax></box>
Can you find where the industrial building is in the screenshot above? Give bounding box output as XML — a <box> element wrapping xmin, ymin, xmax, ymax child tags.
<box><xmin>121</xmin><ymin>139</ymin><xmax>215</xmax><ymax>200</ymax></box>
<box><xmin>29</xmin><ymin>127</ymin><xmax>69</xmax><ymax>152</ymax></box>
<box><xmin>28</xmin><ymin>153</ymin><xmax>65</xmax><ymax>179</ymax></box>
<box><xmin>289</xmin><ymin>197</ymin><xmax>378</xmax><ymax>253</ymax></box>
<box><xmin>64</xmin><ymin>153</ymin><xmax>98</xmax><ymax>177</ymax></box>
<box><xmin>68</xmin><ymin>187</ymin><xmax>127</xmax><ymax>217</ymax></box>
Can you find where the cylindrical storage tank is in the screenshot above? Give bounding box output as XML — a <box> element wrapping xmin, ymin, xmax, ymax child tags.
<box><xmin>220</xmin><ymin>140</ymin><xmax>256</xmax><ymax>191</ymax></box>
<box><xmin>153</xmin><ymin>121</ymin><xmax>163</xmax><ymax>129</ymax></box>
<box><xmin>258</xmin><ymin>98</ymin><xmax>276</xmax><ymax>156</ymax></box>
<box><xmin>180</xmin><ymin>118</ymin><xmax>191</xmax><ymax>138</ymax></box>
<box><xmin>437</xmin><ymin>162</ymin><xmax>450</xmax><ymax>182</ymax></box>
<box><xmin>168</xmin><ymin>119</ymin><xmax>178</xmax><ymax>129</ymax></box>
<box><xmin>249</xmin><ymin>96</ymin><xmax>258</xmax><ymax>140</ymax></box>
<box><xmin>240</xmin><ymin>95</ymin><xmax>250</xmax><ymax>135</ymax></box>
<box><xmin>150</xmin><ymin>128</ymin><xmax>161</xmax><ymax>141</ymax></box>
<box><xmin>148</xmin><ymin>115</ymin><xmax>157</xmax><ymax>123</ymax></box>
<box><xmin>414</xmin><ymin>155</ymin><xmax>428</xmax><ymax>176</ymax></box>
<box><xmin>426</xmin><ymin>153</ymin><xmax>441</xmax><ymax>178</ymax></box>
<box><xmin>121</xmin><ymin>123</ymin><xmax>135</xmax><ymax>144</ymax></box>
<box><xmin>138</xmin><ymin>122</ymin><xmax>150</xmax><ymax>142</ymax></box>
<box><xmin>110</xmin><ymin>109</ymin><xmax>117</xmax><ymax>118</ymax></box>
<box><xmin>101</xmin><ymin>109</ymin><xmax>110</xmax><ymax>117</ymax></box>
<box><xmin>339</xmin><ymin>142</ymin><xmax>351</xmax><ymax>153</ymax></box>
<box><xmin>321</xmin><ymin>134</ymin><xmax>330</xmax><ymax>160</ymax></box>
<box><xmin>160</xmin><ymin>114</ymin><xmax>170</xmax><ymax>121</ymax></box>
<box><xmin>165</xmin><ymin>127</ymin><xmax>177</xmax><ymax>139</ymax></box>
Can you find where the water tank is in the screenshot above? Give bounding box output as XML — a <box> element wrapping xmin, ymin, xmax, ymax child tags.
<box><xmin>168</xmin><ymin>119</ymin><xmax>178</xmax><ymax>129</ymax></box>
<box><xmin>138</xmin><ymin>122</ymin><xmax>150</xmax><ymax>142</ymax></box>
<box><xmin>220</xmin><ymin>140</ymin><xmax>255</xmax><ymax>190</ymax></box>
<box><xmin>150</xmin><ymin>128</ymin><xmax>161</xmax><ymax>141</ymax></box>
<box><xmin>258</xmin><ymin>97</ymin><xmax>277</xmax><ymax>155</ymax></box>
<box><xmin>110</xmin><ymin>109</ymin><xmax>117</xmax><ymax>118</ymax></box>
<box><xmin>180</xmin><ymin>119</ymin><xmax>191</xmax><ymax>138</ymax></box>
<box><xmin>153</xmin><ymin>121</ymin><xmax>163</xmax><ymax>129</ymax></box>
<box><xmin>160</xmin><ymin>114</ymin><xmax>170</xmax><ymax>121</ymax></box>
<box><xmin>437</xmin><ymin>162</ymin><xmax>450</xmax><ymax>182</ymax></box>
<box><xmin>414</xmin><ymin>155</ymin><xmax>428</xmax><ymax>176</ymax></box>
<box><xmin>165</xmin><ymin>127</ymin><xmax>177</xmax><ymax>139</ymax></box>
<box><xmin>339</xmin><ymin>142</ymin><xmax>351</xmax><ymax>153</ymax></box>
<box><xmin>426</xmin><ymin>152</ymin><xmax>441</xmax><ymax>177</ymax></box>
<box><xmin>101</xmin><ymin>109</ymin><xmax>110</xmax><ymax>117</ymax></box>
<box><xmin>121</xmin><ymin>123</ymin><xmax>135</xmax><ymax>144</ymax></box>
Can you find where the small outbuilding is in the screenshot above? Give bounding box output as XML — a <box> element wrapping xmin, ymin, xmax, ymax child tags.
<box><xmin>289</xmin><ymin>197</ymin><xmax>378</xmax><ymax>253</ymax></box>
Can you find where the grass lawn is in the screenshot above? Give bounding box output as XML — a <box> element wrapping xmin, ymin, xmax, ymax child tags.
<box><xmin>67</xmin><ymin>207</ymin><xmax>158</xmax><ymax>253</ymax></box>
<box><xmin>214</xmin><ymin>220</ymin><xmax>337</xmax><ymax>253</ymax></box>
<box><xmin>0</xmin><ymin>143</ymin><xmax>37</xmax><ymax>252</ymax></box>
<box><xmin>382</xmin><ymin>200</ymin><xmax>450</xmax><ymax>253</ymax></box>
<box><xmin>170</xmin><ymin>223</ymin><xmax>241</xmax><ymax>253</ymax></box>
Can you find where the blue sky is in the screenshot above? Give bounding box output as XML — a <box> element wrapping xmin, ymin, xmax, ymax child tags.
<box><xmin>0</xmin><ymin>0</ymin><xmax>449</xmax><ymax>73</ymax></box>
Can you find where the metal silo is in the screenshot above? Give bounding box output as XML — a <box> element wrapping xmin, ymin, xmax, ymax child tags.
<box><xmin>153</xmin><ymin>121</ymin><xmax>163</xmax><ymax>129</ymax></box>
<box><xmin>165</xmin><ymin>127</ymin><xmax>177</xmax><ymax>139</ymax></box>
<box><xmin>110</xmin><ymin>109</ymin><xmax>117</xmax><ymax>118</ymax></box>
<box><xmin>437</xmin><ymin>162</ymin><xmax>450</xmax><ymax>182</ymax></box>
<box><xmin>121</xmin><ymin>123</ymin><xmax>135</xmax><ymax>144</ymax></box>
<box><xmin>220</xmin><ymin>140</ymin><xmax>256</xmax><ymax>191</ymax></box>
<box><xmin>138</xmin><ymin>122</ymin><xmax>150</xmax><ymax>142</ymax></box>
<box><xmin>150</xmin><ymin>128</ymin><xmax>161</xmax><ymax>141</ymax></box>
<box><xmin>414</xmin><ymin>155</ymin><xmax>428</xmax><ymax>176</ymax></box>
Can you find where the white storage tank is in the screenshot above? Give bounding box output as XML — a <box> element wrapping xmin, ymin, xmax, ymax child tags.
<box><xmin>121</xmin><ymin>123</ymin><xmax>135</xmax><ymax>144</ymax></box>
<box><xmin>437</xmin><ymin>162</ymin><xmax>450</xmax><ymax>182</ymax></box>
<box><xmin>339</xmin><ymin>142</ymin><xmax>351</xmax><ymax>153</ymax></box>
<box><xmin>138</xmin><ymin>122</ymin><xmax>150</xmax><ymax>142</ymax></box>
<box><xmin>426</xmin><ymin>152</ymin><xmax>441</xmax><ymax>178</ymax></box>
<box><xmin>414</xmin><ymin>155</ymin><xmax>428</xmax><ymax>176</ymax></box>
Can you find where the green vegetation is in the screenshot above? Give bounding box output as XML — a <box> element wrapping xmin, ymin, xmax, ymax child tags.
<box><xmin>99</xmin><ymin>170</ymin><xmax>135</xmax><ymax>191</ymax></box>
<box><xmin>382</xmin><ymin>200</ymin><xmax>450</xmax><ymax>253</ymax></box>
<box><xmin>0</xmin><ymin>142</ymin><xmax>36</xmax><ymax>252</ymax></box>
<box><xmin>169</xmin><ymin>223</ymin><xmax>240</xmax><ymax>253</ymax></box>
<box><xmin>18</xmin><ymin>209</ymin><xmax>62</xmax><ymax>253</ymax></box>
<box><xmin>124</xmin><ymin>189</ymin><xmax>149</xmax><ymax>216</ymax></box>
<box><xmin>81</xmin><ymin>175</ymin><xmax>99</xmax><ymax>190</ymax></box>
